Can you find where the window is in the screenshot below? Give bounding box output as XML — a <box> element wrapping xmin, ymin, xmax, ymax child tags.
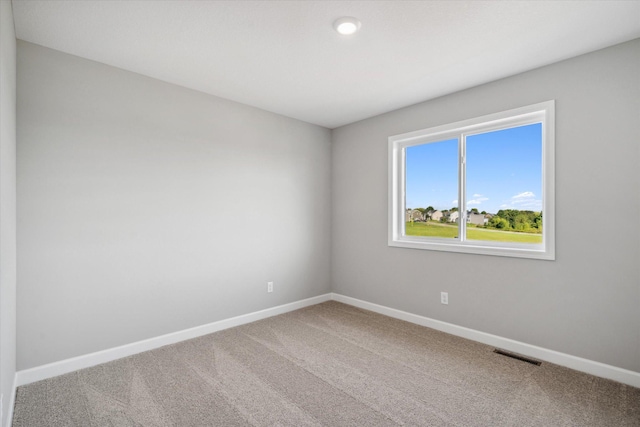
<box><xmin>388</xmin><ymin>101</ymin><xmax>555</xmax><ymax>260</ymax></box>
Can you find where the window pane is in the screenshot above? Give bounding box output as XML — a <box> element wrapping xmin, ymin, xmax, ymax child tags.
<box><xmin>465</xmin><ymin>123</ymin><xmax>543</xmax><ymax>244</ymax></box>
<box><xmin>405</xmin><ymin>138</ymin><xmax>459</xmax><ymax>239</ymax></box>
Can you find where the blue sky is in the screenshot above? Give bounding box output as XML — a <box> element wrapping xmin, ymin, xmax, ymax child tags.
<box><xmin>405</xmin><ymin>123</ymin><xmax>542</xmax><ymax>214</ymax></box>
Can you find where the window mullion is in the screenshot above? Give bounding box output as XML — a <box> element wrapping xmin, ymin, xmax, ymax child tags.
<box><xmin>458</xmin><ymin>134</ymin><xmax>466</xmax><ymax>242</ymax></box>
<box><xmin>400</xmin><ymin>146</ymin><xmax>407</xmax><ymax>238</ymax></box>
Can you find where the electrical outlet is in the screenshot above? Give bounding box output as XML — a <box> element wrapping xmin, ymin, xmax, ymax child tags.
<box><xmin>441</xmin><ymin>292</ymin><xmax>448</xmax><ymax>305</ymax></box>
<box><xmin>267</xmin><ymin>281</ymin><xmax>274</xmax><ymax>293</ymax></box>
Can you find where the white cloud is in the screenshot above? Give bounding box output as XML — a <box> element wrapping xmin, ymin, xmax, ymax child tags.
<box><xmin>472</xmin><ymin>193</ymin><xmax>484</xmax><ymax>198</ymax></box>
<box><xmin>452</xmin><ymin>199</ymin><xmax>458</xmax><ymax>205</ymax></box>
<box><xmin>467</xmin><ymin>197</ymin><xmax>489</xmax><ymax>206</ymax></box>
<box><xmin>513</xmin><ymin>191</ymin><xmax>535</xmax><ymax>199</ymax></box>
<box><xmin>499</xmin><ymin>191</ymin><xmax>542</xmax><ymax>210</ymax></box>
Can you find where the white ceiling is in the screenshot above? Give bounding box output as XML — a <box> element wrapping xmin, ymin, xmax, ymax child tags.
<box><xmin>12</xmin><ymin>1</ymin><xmax>640</xmax><ymax>129</ymax></box>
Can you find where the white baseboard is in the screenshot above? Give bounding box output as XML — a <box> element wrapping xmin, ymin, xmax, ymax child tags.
<box><xmin>5</xmin><ymin>375</ymin><xmax>16</xmax><ymax>427</ymax></box>
<box><xmin>15</xmin><ymin>293</ymin><xmax>331</xmax><ymax>387</ymax></box>
<box><xmin>331</xmin><ymin>293</ymin><xmax>640</xmax><ymax>388</ymax></box>
<box><xmin>14</xmin><ymin>291</ymin><xmax>640</xmax><ymax>391</ymax></box>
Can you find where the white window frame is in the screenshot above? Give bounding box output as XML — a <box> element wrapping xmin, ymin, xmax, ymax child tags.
<box><xmin>388</xmin><ymin>101</ymin><xmax>555</xmax><ymax>260</ymax></box>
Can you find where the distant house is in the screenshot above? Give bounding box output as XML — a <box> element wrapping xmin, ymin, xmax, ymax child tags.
<box><xmin>448</xmin><ymin>211</ymin><xmax>459</xmax><ymax>223</ymax></box>
<box><xmin>430</xmin><ymin>210</ymin><xmax>443</xmax><ymax>221</ymax></box>
<box><xmin>467</xmin><ymin>212</ymin><xmax>486</xmax><ymax>226</ymax></box>
<box><xmin>405</xmin><ymin>209</ymin><xmax>424</xmax><ymax>221</ymax></box>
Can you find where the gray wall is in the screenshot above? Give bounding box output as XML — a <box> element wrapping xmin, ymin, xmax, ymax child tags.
<box><xmin>17</xmin><ymin>41</ymin><xmax>331</xmax><ymax>370</ymax></box>
<box><xmin>14</xmin><ymin>32</ymin><xmax>640</xmax><ymax>377</ymax></box>
<box><xmin>331</xmin><ymin>39</ymin><xmax>640</xmax><ymax>372</ymax></box>
<box><xmin>0</xmin><ymin>1</ymin><xmax>17</xmax><ymax>425</ymax></box>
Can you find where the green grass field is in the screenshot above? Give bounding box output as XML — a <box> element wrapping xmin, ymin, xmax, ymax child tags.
<box><xmin>405</xmin><ymin>222</ymin><xmax>542</xmax><ymax>244</ymax></box>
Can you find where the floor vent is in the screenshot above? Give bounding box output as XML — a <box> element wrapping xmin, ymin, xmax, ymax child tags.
<box><xmin>493</xmin><ymin>349</ymin><xmax>542</xmax><ymax>366</ymax></box>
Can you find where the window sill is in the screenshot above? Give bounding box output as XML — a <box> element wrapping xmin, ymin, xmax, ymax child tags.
<box><xmin>389</xmin><ymin>237</ymin><xmax>554</xmax><ymax>260</ymax></box>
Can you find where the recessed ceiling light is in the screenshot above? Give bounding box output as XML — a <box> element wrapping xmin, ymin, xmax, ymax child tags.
<box><xmin>333</xmin><ymin>17</ymin><xmax>361</xmax><ymax>35</ymax></box>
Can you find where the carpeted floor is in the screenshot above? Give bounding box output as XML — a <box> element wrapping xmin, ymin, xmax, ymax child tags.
<box><xmin>12</xmin><ymin>301</ymin><xmax>640</xmax><ymax>426</ymax></box>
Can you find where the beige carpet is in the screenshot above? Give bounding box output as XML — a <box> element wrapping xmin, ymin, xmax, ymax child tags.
<box><xmin>12</xmin><ymin>301</ymin><xmax>640</xmax><ymax>426</ymax></box>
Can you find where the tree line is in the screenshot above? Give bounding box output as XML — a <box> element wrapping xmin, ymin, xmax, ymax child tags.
<box><xmin>410</xmin><ymin>207</ymin><xmax>542</xmax><ymax>233</ymax></box>
<box><xmin>489</xmin><ymin>209</ymin><xmax>542</xmax><ymax>233</ymax></box>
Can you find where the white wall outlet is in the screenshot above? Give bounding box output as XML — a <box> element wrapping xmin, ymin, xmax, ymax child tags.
<box><xmin>441</xmin><ymin>292</ymin><xmax>448</xmax><ymax>305</ymax></box>
<box><xmin>267</xmin><ymin>281</ymin><xmax>274</xmax><ymax>293</ymax></box>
